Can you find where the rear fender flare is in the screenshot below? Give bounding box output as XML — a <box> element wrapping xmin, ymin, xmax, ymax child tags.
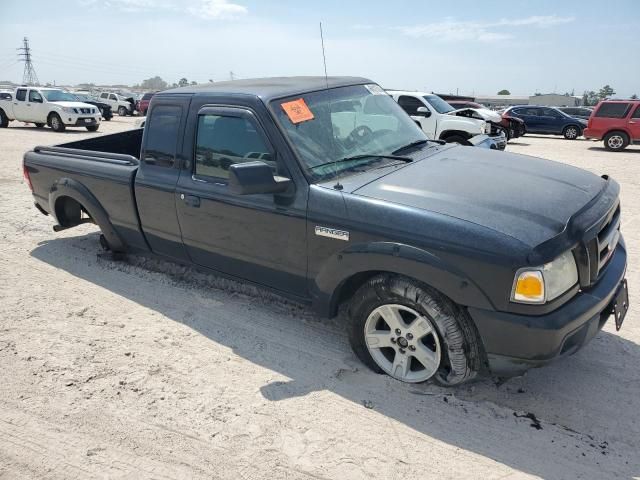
<box><xmin>315</xmin><ymin>242</ymin><xmax>495</xmax><ymax>317</ymax></box>
<box><xmin>49</xmin><ymin>177</ymin><xmax>125</xmax><ymax>252</ymax></box>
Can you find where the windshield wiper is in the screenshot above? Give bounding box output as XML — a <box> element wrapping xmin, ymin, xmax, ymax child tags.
<box><xmin>311</xmin><ymin>154</ymin><xmax>412</xmax><ymax>171</ymax></box>
<box><xmin>392</xmin><ymin>139</ymin><xmax>445</xmax><ymax>154</ymax></box>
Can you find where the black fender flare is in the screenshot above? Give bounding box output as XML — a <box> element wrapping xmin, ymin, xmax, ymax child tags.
<box><xmin>439</xmin><ymin>130</ymin><xmax>473</xmax><ymax>141</ymax></box>
<box><xmin>313</xmin><ymin>242</ymin><xmax>495</xmax><ymax>317</ymax></box>
<box><xmin>49</xmin><ymin>177</ymin><xmax>126</xmax><ymax>252</ymax></box>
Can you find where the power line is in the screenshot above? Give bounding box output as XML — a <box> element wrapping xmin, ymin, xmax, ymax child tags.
<box><xmin>17</xmin><ymin>37</ymin><xmax>39</xmax><ymax>85</ymax></box>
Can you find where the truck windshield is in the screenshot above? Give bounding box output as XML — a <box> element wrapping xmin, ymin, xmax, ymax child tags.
<box><xmin>273</xmin><ymin>84</ymin><xmax>427</xmax><ymax>181</ymax></box>
<box><xmin>423</xmin><ymin>95</ymin><xmax>454</xmax><ymax>114</ymax></box>
<box><xmin>42</xmin><ymin>90</ymin><xmax>78</xmax><ymax>102</ymax></box>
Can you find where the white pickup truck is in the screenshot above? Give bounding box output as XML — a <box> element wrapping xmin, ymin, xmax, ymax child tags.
<box><xmin>387</xmin><ymin>90</ymin><xmax>506</xmax><ymax>150</ymax></box>
<box><xmin>95</xmin><ymin>91</ymin><xmax>134</xmax><ymax>116</ymax></box>
<box><xmin>0</xmin><ymin>87</ymin><xmax>101</xmax><ymax>132</ymax></box>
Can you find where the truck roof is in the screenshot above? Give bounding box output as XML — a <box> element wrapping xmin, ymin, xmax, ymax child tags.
<box><xmin>160</xmin><ymin>76</ymin><xmax>372</xmax><ymax>101</ymax></box>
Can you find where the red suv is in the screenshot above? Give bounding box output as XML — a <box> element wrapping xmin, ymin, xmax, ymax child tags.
<box><xmin>138</xmin><ymin>92</ymin><xmax>157</xmax><ymax>116</ymax></box>
<box><xmin>584</xmin><ymin>100</ymin><xmax>640</xmax><ymax>151</ymax></box>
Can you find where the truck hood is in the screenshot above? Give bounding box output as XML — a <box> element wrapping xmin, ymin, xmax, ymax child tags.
<box><xmin>448</xmin><ymin>107</ymin><xmax>502</xmax><ymax>123</ymax></box>
<box><xmin>351</xmin><ymin>146</ymin><xmax>607</xmax><ymax>248</ymax></box>
<box><xmin>51</xmin><ymin>101</ymin><xmax>98</xmax><ymax>110</ymax></box>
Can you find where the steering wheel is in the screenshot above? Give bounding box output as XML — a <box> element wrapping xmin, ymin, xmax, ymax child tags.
<box><xmin>346</xmin><ymin>125</ymin><xmax>373</xmax><ymax>147</ymax></box>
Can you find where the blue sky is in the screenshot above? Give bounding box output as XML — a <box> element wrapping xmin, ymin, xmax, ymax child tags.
<box><xmin>1</xmin><ymin>0</ymin><xmax>638</xmax><ymax>96</ymax></box>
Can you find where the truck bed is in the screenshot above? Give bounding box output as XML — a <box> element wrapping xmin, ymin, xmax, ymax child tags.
<box><xmin>24</xmin><ymin>128</ymin><xmax>149</xmax><ymax>252</ymax></box>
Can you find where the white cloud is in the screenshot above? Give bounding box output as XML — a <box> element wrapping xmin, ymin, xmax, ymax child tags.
<box><xmin>396</xmin><ymin>15</ymin><xmax>574</xmax><ymax>43</ymax></box>
<box><xmin>189</xmin><ymin>0</ymin><xmax>248</xmax><ymax>19</ymax></box>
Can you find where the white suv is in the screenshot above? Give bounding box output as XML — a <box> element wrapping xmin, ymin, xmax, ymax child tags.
<box><xmin>387</xmin><ymin>90</ymin><xmax>505</xmax><ymax>149</ymax></box>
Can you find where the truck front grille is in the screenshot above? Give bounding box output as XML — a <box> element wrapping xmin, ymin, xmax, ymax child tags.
<box><xmin>578</xmin><ymin>203</ymin><xmax>621</xmax><ymax>287</ymax></box>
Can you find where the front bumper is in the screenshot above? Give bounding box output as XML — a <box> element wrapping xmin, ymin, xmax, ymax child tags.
<box><xmin>64</xmin><ymin>116</ymin><xmax>100</xmax><ymax>127</ymax></box>
<box><xmin>468</xmin><ymin>243</ymin><xmax>627</xmax><ymax>376</ymax></box>
<box><xmin>583</xmin><ymin>128</ymin><xmax>600</xmax><ymax>140</ymax></box>
<box><xmin>469</xmin><ymin>134</ymin><xmax>506</xmax><ymax>150</ymax></box>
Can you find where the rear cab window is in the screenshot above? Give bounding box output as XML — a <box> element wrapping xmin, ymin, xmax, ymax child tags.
<box><xmin>143</xmin><ymin>105</ymin><xmax>183</xmax><ymax>167</ymax></box>
<box><xmin>595</xmin><ymin>103</ymin><xmax>632</xmax><ymax>118</ymax></box>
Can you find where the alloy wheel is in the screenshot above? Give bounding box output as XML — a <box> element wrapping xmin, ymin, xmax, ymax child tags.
<box><xmin>364</xmin><ymin>304</ymin><xmax>441</xmax><ymax>383</ymax></box>
<box><xmin>608</xmin><ymin>135</ymin><xmax>624</xmax><ymax>149</ymax></box>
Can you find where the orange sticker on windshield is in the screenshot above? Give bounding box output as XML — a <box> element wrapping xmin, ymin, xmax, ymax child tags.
<box><xmin>281</xmin><ymin>98</ymin><xmax>314</xmax><ymax>124</ymax></box>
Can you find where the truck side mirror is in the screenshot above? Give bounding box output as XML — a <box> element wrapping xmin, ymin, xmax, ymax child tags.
<box><xmin>228</xmin><ymin>161</ymin><xmax>292</xmax><ymax>195</ymax></box>
<box><xmin>416</xmin><ymin>106</ymin><xmax>431</xmax><ymax>118</ymax></box>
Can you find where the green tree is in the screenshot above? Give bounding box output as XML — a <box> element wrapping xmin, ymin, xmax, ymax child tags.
<box><xmin>497</xmin><ymin>89</ymin><xmax>510</xmax><ymax>95</ymax></box>
<box><xmin>582</xmin><ymin>90</ymin><xmax>599</xmax><ymax>106</ymax></box>
<box><xmin>190</xmin><ymin>80</ymin><xmax>197</xmax><ymax>85</ymax></box>
<box><xmin>140</xmin><ymin>76</ymin><xmax>168</xmax><ymax>90</ymax></box>
<box><xmin>597</xmin><ymin>84</ymin><xmax>615</xmax><ymax>99</ymax></box>
<box><xmin>178</xmin><ymin>77</ymin><xmax>189</xmax><ymax>87</ymax></box>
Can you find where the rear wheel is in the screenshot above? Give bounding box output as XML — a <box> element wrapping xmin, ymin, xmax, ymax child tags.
<box><xmin>348</xmin><ymin>274</ymin><xmax>483</xmax><ymax>386</ymax></box>
<box><xmin>48</xmin><ymin>113</ymin><xmax>65</xmax><ymax>132</ymax></box>
<box><xmin>563</xmin><ymin>125</ymin><xmax>580</xmax><ymax>139</ymax></box>
<box><xmin>604</xmin><ymin>131</ymin><xmax>629</xmax><ymax>151</ymax></box>
<box><xmin>0</xmin><ymin>109</ymin><xmax>9</xmax><ymax>128</ymax></box>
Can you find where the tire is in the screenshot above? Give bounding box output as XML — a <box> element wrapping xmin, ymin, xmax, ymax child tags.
<box><xmin>604</xmin><ymin>131</ymin><xmax>629</xmax><ymax>151</ymax></box>
<box><xmin>347</xmin><ymin>274</ymin><xmax>484</xmax><ymax>386</ymax></box>
<box><xmin>48</xmin><ymin>113</ymin><xmax>65</xmax><ymax>132</ymax></box>
<box><xmin>118</xmin><ymin>106</ymin><xmax>128</xmax><ymax>116</ymax></box>
<box><xmin>86</xmin><ymin>125</ymin><xmax>99</xmax><ymax>132</ymax></box>
<box><xmin>563</xmin><ymin>125</ymin><xmax>580</xmax><ymax>140</ymax></box>
<box><xmin>0</xmin><ymin>109</ymin><xmax>8</xmax><ymax>128</ymax></box>
<box><xmin>34</xmin><ymin>123</ymin><xmax>45</xmax><ymax>128</ymax></box>
<box><xmin>443</xmin><ymin>135</ymin><xmax>471</xmax><ymax>146</ymax></box>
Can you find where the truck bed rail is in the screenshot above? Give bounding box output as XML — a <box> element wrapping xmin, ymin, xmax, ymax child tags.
<box><xmin>33</xmin><ymin>145</ymin><xmax>139</xmax><ymax>166</ymax></box>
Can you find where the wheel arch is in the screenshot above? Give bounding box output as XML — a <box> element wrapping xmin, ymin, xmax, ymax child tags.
<box><xmin>313</xmin><ymin>242</ymin><xmax>495</xmax><ymax>318</ymax></box>
<box><xmin>439</xmin><ymin>129</ymin><xmax>473</xmax><ymax>141</ymax></box>
<box><xmin>49</xmin><ymin>177</ymin><xmax>126</xmax><ymax>252</ymax></box>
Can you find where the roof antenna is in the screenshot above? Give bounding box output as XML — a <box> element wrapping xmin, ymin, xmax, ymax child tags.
<box><xmin>320</xmin><ymin>21</ymin><xmax>342</xmax><ymax>191</ymax></box>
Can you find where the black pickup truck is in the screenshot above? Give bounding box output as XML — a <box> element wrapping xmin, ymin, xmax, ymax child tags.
<box><xmin>23</xmin><ymin>77</ymin><xmax>629</xmax><ymax>385</ymax></box>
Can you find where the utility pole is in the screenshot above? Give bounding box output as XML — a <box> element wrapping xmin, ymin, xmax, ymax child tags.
<box><xmin>17</xmin><ymin>37</ymin><xmax>39</xmax><ymax>86</ymax></box>
<box><xmin>229</xmin><ymin>71</ymin><xmax>235</xmax><ymax>81</ymax></box>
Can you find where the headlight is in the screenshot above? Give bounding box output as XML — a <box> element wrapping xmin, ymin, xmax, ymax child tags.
<box><xmin>511</xmin><ymin>250</ymin><xmax>578</xmax><ymax>304</ymax></box>
<box><xmin>62</xmin><ymin>107</ymin><xmax>77</xmax><ymax>114</ymax></box>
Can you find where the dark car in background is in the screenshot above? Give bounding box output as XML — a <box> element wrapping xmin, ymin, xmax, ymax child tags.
<box><xmin>558</xmin><ymin>107</ymin><xmax>593</xmax><ymax>121</ymax></box>
<box><xmin>448</xmin><ymin>100</ymin><xmax>526</xmax><ymax>140</ymax></box>
<box><xmin>504</xmin><ymin>105</ymin><xmax>587</xmax><ymax>139</ymax></box>
<box><xmin>73</xmin><ymin>93</ymin><xmax>113</xmax><ymax>121</ymax></box>
<box><xmin>137</xmin><ymin>92</ymin><xmax>157</xmax><ymax>116</ymax></box>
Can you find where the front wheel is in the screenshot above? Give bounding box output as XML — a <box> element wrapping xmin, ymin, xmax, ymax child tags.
<box><xmin>563</xmin><ymin>125</ymin><xmax>580</xmax><ymax>139</ymax></box>
<box><xmin>0</xmin><ymin>109</ymin><xmax>9</xmax><ymax>128</ymax></box>
<box><xmin>49</xmin><ymin>113</ymin><xmax>65</xmax><ymax>132</ymax></box>
<box><xmin>118</xmin><ymin>106</ymin><xmax>128</xmax><ymax>116</ymax></box>
<box><xmin>604</xmin><ymin>131</ymin><xmax>629</xmax><ymax>151</ymax></box>
<box><xmin>86</xmin><ymin>125</ymin><xmax>99</xmax><ymax>132</ymax></box>
<box><xmin>348</xmin><ymin>275</ymin><xmax>484</xmax><ymax>385</ymax></box>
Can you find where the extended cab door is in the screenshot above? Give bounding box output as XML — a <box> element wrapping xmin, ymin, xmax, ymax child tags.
<box><xmin>396</xmin><ymin>95</ymin><xmax>436</xmax><ymax>138</ymax></box>
<box><xmin>175</xmin><ymin>104</ymin><xmax>308</xmax><ymax>297</ymax></box>
<box><xmin>13</xmin><ymin>88</ymin><xmax>29</xmax><ymax>120</ymax></box>
<box><xmin>134</xmin><ymin>96</ymin><xmax>191</xmax><ymax>261</ymax></box>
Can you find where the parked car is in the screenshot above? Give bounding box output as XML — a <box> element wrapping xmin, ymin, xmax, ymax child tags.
<box><xmin>0</xmin><ymin>87</ymin><xmax>101</xmax><ymax>131</ymax></box>
<box><xmin>387</xmin><ymin>91</ymin><xmax>507</xmax><ymax>150</ymax></box>
<box><xmin>23</xmin><ymin>76</ymin><xmax>628</xmax><ymax>385</ymax></box>
<box><xmin>137</xmin><ymin>92</ymin><xmax>157</xmax><ymax>116</ymax></box>
<box><xmin>558</xmin><ymin>106</ymin><xmax>593</xmax><ymax>121</ymax></box>
<box><xmin>95</xmin><ymin>91</ymin><xmax>134</xmax><ymax>116</ymax></box>
<box><xmin>584</xmin><ymin>100</ymin><xmax>640</xmax><ymax>151</ymax></box>
<box><xmin>447</xmin><ymin>100</ymin><xmax>526</xmax><ymax>140</ymax></box>
<box><xmin>73</xmin><ymin>93</ymin><xmax>113</xmax><ymax>121</ymax></box>
<box><xmin>504</xmin><ymin>105</ymin><xmax>586</xmax><ymax>139</ymax></box>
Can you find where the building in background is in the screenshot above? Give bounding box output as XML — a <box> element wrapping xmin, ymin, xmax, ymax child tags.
<box><xmin>527</xmin><ymin>93</ymin><xmax>582</xmax><ymax>107</ymax></box>
<box><xmin>474</xmin><ymin>95</ymin><xmax>529</xmax><ymax>108</ymax></box>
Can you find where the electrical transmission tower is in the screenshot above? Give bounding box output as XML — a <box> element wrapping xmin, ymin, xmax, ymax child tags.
<box><xmin>17</xmin><ymin>37</ymin><xmax>39</xmax><ymax>85</ymax></box>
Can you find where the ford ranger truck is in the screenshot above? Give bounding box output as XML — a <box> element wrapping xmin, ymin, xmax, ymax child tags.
<box><xmin>0</xmin><ymin>87</ymin><xmax>101</xmax><ymax>132</ymax></box>
<box><xmin>23</xmin><ymin>77</ymin><xmax>629</xmax><ymax>385</ymax></box>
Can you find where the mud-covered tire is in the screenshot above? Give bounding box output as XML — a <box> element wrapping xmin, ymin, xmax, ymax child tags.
<box><xmin>48</xmin><ymin>113</ymin><xmax>65</xmax><ymax>132</ymax></box>
<box><xmin>0</xmin><ymin>109</ymin><xmax>9</xmax><ymax>128</ymax></box>
<box><xmin>347</xmin><ymin>274</ymin><xmax>484</xmax><ymax>386</ymax></box>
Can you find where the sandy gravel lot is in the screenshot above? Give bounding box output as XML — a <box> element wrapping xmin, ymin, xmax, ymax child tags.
<box><xmin>1</xmin><ymin>118</ymin><xmax>639</xmax><ymax>479</ymax></box>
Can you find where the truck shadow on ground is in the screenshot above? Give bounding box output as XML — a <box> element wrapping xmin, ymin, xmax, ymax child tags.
<box><xmin>30</xmin><ymin>233</ymin><xmax>639</xmax><ymax>479</ymax></box>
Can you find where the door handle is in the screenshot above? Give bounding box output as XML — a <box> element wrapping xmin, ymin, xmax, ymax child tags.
<box><xmin>180</xmin><ymin>193</ymin><xmax>200</xmax><ymax>208</ymax></box>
